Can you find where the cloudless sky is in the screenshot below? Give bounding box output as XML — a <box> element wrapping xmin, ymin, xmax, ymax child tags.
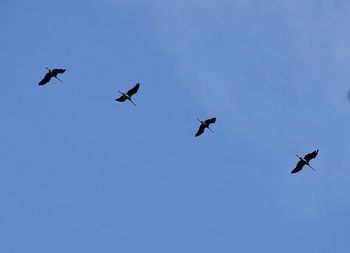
<box><xmin>1</xmin><ymin>0</ymin><xmax>350</xmax><ymax>252</ymax></box>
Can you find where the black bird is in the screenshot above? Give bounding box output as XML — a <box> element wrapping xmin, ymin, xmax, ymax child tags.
<box><xmin>195</xmin><ymin>117</ymin><xmax>216</xmax><ymax>137</ymax></box>
<box><xmin>39</xmin><ymin>67</ymin><xmax>66</xmax><ymax>86</ymax></box>
<box><xmin>291</xmin><ymin>149</ymin><xmax>319</xmax><ymax>174</ymax></box>
<box><xmin>115</xmin><ymin>83</ymin><xmax>140</xmax><ymax>106</ymax></box>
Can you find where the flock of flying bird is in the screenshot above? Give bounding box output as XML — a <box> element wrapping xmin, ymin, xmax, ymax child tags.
<box><xmin>38</xmin><ymin>67</ymin><xmax>319</xmax><ymax>175</ymax></box>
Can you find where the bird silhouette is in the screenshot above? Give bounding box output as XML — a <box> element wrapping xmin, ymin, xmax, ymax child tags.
<box><xmin>39</xmin><ymin>67</ymin><xmax>66</xmax><ymax>86</ymax></box>
<box><xmin>115</xmin><ymin>83</ymin><xmax>140</xmax><ymax>106</ymax></box>
<box><xmin>195</xmin><ymin>117</ymin><xmax>216</xmax><ymax>137</ymax></box>
<box><xmin>291</xmin><ymin>149</ymin><xmax>319</xmax><ymax>174</ymax></box>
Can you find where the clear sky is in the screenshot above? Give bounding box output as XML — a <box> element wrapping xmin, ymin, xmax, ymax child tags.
<box><xmin>1</xmin><ymin>0</ymin><xmax>350</xmax><ymax>252</ymax></box>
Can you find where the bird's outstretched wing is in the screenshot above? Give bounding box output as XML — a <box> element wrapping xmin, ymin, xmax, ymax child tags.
<box><xmin>195</xmin><ymin>124</ymin><xmax>206</xmax><ymax>137</ymax></box>
<box><xmin>51</xmin><ymin>69</ymin><xmax>66</xmax><ymax>75</ymax></box>
<box><xmin>39</xmin><ymin>72</ymin><xmax>52</xmax><ymax>85</ymax></box>
<box><xmin>291</xmin><ymin>160</ymin><xmax>305</xmax><ymax>174</ymax></box>
<box><xmin>304</xmin><ymin>149</ymin><xmax>319</xmax><ymax>162</ymax></box>
<box><xmin>115</xmin><ymin>95</ymin><xmax>127</xmax><ymax>102</ymax></box>
<box><xmin>126</xmin><ymin>83</ymin><xmax>140</xmax><ymax>97</ymax></box>
<box><xmin>204</xmin><ymin>117</ymin><xmax>216</xmax><ymax>125</ymax></box>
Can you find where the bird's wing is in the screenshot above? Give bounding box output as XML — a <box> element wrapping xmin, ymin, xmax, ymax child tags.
<box><xmin>126</xmin><ymin>83</ymin><xmax>140</xmax><ymax>97</ymax></box>
<box><xmin>204</xmin><ymin>117</ymin><xmax>216</xmax><ymax>125</ymax></box>
<box><xmin>115</xmin><ymin>95</ymin><xmax>127</xmax><ymax>102</ymax></box>
<box><xmin>304</xmin><ymin>149</ymin><xmax>318</xmax><ymax>162</ymax></box>
<box><xmin>39</xmin><ymin>72</ymin><xmax>52</xmax><ymax>85</ymax></box>
<box><xmin>195</xmin><ymin>124</ymin><xmax>206</xmax><ymax>137</ymax></box>
<box><xmin>291</xmin><ymin>160</ymin><xmax>305</xmax><ymax>174</ymax></box>
<box><xmin>51</xmin><ymin>69</ymin><xmax>66</xmax><ymax>75</ymax></box>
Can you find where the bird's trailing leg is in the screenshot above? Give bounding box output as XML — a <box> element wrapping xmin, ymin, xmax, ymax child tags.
<box><xmin>129</xmin><ymin>98</ymin><xmax>136</xmax><ymax>106</ymax></box>
<box><xmin>54</xmin><ymin>76</ymin><xmax>63</xmax><ymax>83</ymax></box>
<box><xmin>307</xmin><ymin>164</ymin><xmax>315</xmax><ymax>171</ymax></box>
<box><xmin>207</xmin><ymin>127</ymin><xmax>214</xmax><ymax>133</ymax></box>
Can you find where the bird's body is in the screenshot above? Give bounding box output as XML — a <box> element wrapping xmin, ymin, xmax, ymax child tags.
<box><xmin>115</xmin><ymin>83</ymin><xmax>140</xmax><ymax>105</ymax></box>
<box><xmin>291</xmin><ymin>149</ymin><xmax>319</xmax><ymax>174</ymax></box>
<box><xmin>195</xmin><ymin>117</ymin><xmax>216</xmax><ymax>137</ymax></box>
<box><xmin>39</xmin><ymin>67</ymin><xmax>66</xmax><ymax>86</ymax></box>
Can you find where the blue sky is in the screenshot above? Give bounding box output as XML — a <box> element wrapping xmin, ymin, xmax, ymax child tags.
<box><xmin>1</xmin><ymin>0</ymin><xmax>350</xmax><ymax>252</ymax></box>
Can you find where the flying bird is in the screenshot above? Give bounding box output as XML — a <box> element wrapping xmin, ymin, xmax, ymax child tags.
<box><xmin>195</xmin><ymin>117</ymin><xmax>216</xmax><ymax>137</ymax></box>
<box><xmin>291</xmin><ymin>149</ymin><xmax>319</xmax><ymax>174</ymax></box>
<box><xmin>115</xmin><ymin>83</ymin><xmax>140</xmax><ymax>106</ymax></box>
<box><xmin>39</xmin><ymin>67</ymin><xmax>66</xmax><ymax>86</ymax></box>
